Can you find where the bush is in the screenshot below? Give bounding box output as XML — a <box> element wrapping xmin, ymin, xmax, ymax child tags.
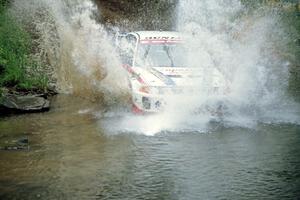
<box><xmin>0</xmin><ymin>2</ymin><xmax>48</xmax><ymax>92</ymax></box>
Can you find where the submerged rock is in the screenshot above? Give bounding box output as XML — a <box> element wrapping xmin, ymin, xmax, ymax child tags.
<box><xmin>0</xmin><ymin>93</ymin><xmax>50</xmax><ymax>115</ymax></box>
<box><xmin>0</xmin><ymin>135</ymin><xmax>30</xmax><ymax>151</ymax></box>
<box><xmin>18</xmin><ymin>137</ymin><xmax>29</xmax><ymax>145</ymax></box>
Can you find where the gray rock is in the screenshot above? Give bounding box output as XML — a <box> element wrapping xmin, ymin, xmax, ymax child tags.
<box><xmin>0</xmin><ymin>93</ymin><xmax>50</xmax><ymax>113</ymax></box>
<box><xmin>0</xmin><ymin>134</ymin><xmax>30</xmax><ymax>151</ymax></box>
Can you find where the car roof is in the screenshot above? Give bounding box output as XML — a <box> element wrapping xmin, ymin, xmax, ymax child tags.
<box><xmin>129</xmin><ymin>31</ymin><xmax>181</xmax><ymax>41</ymax></box>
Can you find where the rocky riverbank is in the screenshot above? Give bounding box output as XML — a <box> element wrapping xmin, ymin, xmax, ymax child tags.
<box><xmin>0</xmin><ymin>88</ymin><xmax>57</xmax><ymax>116</ymax></box>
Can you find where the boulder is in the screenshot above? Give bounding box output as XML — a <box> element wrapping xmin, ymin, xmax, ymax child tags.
<box><xmin>0</xmin><ymin>93</ymin><xmax>50</xmax><ymax>114</ymax></box>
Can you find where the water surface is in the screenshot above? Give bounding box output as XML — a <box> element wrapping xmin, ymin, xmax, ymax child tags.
<box><xmin>0</xmin><ymin>95</ymin><xmax>299</xmax><ymax>200</ymax></box>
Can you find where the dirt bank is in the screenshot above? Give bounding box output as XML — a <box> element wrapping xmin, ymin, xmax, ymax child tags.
<box><xmin>94</xmin><ymin>0</ymin><xmax>177</xmax><ymax>31</ymax></box>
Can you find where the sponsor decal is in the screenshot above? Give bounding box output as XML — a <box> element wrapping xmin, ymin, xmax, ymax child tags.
<box><xmin>140</xmin><ymin>36</ymin><xmax>182</xmax><ymax>44</ymax></box>
<box><xmin>140</xmin><ymin>40</ymin><xmax>182</xmax><ymax>44</ymax></box>
<box><xmin>144</xmin><ymin>36</ymin><xmax>181</xmax><ymax>40</ymax></box>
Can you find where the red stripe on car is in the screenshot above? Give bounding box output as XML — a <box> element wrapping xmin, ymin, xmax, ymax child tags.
<box><xmin>122</xmin><ymin>64</ymin><xmax>145</xmax><ymax>84</ymax></box>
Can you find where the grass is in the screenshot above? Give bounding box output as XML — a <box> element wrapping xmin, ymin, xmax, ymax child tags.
<box><xmin>0</xmin><ymin>1</ymin><xmax>48</xmax><ymax>93</ymax></box>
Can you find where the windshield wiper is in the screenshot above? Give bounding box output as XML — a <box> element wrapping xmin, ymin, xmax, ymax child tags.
<box><xmin>143</xmin><ymin>45</ymin><xmax>151</xmax><ymax>60</ymax></box>
<box><xmin>163</xmin><ymin>45</ymin><xmax>174</xmax><ymax>67</ymax></box>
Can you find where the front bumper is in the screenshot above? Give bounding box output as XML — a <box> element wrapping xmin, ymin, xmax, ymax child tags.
<box><xmin>131</xmin><ymin>89</ymin><xmax>229</xmax><ymax>114</ymax></box>
<box><xmin>132</xmin><ymin>91</ymin><xmax>166</xmax><ymax>113</ymax></box>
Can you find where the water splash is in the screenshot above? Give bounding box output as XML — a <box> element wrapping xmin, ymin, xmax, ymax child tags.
<box><xmin>10</xmin><ymin>0</ymin><xmax>300</xmax><ymax>135</ymax></box>
<box><xmin>11</xmin><ymin>0</ymin><xmax>129</xmax><ymax>103</ymax></box>
<box><xmin>171</xmin><ymin>0</ymin><xmax>299</xmax><ymax>127</ymax></box>
<box><xmin>99</xmin><ymin>0</ymin><xmax>299</xmax><ymax>135</ymax></box>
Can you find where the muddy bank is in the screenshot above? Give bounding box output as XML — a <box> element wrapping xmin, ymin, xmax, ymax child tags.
<box><xmin>94</xmin><ymin>0</ymin><xmax>178</xmax><ymax>31</ymax></box>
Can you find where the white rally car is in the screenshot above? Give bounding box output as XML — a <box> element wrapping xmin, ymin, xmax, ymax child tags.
<box><xmin>116</xmin><ymin>31</ymin><xmax>230</xmax><ymax>114</ymax></box>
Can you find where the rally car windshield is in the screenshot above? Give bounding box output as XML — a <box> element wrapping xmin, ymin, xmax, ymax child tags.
<box><xmin>135</xmin><ymin>43</ymin><xmax>188</xmax><ymax>68</ymax></box>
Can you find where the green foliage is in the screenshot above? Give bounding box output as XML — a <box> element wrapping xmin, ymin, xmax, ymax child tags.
<box><xmin>0</xmin><ymin>3</ymin><xmax>48</xmax><ymax>92</ymax></box>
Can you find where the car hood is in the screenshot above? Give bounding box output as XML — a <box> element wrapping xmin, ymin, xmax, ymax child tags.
<box><xmin>133</xmin><ymin>67</ymin><xmax>226</xmax><ymax>87</ymax></box>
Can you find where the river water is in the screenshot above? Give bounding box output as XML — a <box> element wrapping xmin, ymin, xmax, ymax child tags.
<box><xmin>0</xmin><ymin>95</ymin><xmax>299</xmax><ymax>200</ymax></box>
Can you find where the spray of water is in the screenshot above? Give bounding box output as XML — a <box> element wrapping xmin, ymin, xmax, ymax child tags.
<box><xmin>10</xmin><ymin>0</ymin><xmax>299</xmax><ymax>135</ymax></box>
<box><xmin>185</xmin><ymin>1</ymin><xmax>299</xmax><ymax>123</ymax></box>
<box><xmin>11</xmin><ymin>0</ymin><xmax>128</xmax><ymax>104</ymax></box>
<box><xmin>174</xmin><ymin>0</ymin><xmax>300</xmax><ymax>126</ymax></box>
<box><xmin>102</xmin><ymin>0</ymin><xmax>300</xmax><ymax>135</ymax></box>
